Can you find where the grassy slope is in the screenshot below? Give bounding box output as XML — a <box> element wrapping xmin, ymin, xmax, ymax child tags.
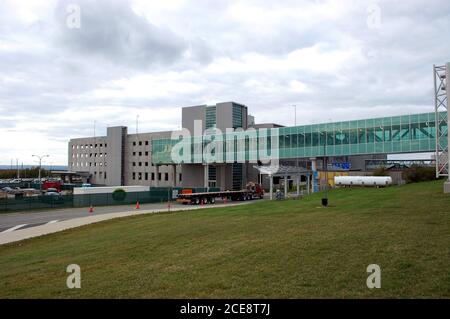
<box><xmin>0</xmin><ymin>180</ymin><xmax>449</xmax><ymax>298</ymax></box>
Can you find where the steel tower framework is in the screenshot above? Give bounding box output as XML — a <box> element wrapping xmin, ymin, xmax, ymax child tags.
<box><xmin>434</xmin><ymin>64</ymin><xmax>449</xmax><ymax>177</ymax></box>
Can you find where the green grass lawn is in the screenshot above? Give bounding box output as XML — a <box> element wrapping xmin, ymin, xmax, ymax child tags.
<box><xmin>0</xmin><ymin>180</ymin><xmax>449</xmax><ymax>298</ymax></box>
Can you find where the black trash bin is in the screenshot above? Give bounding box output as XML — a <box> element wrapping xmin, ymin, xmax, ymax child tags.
<box><xmin>321</xmin><ymin>198</ymin><xmax>328</xmax><ymax>207</ymax></box>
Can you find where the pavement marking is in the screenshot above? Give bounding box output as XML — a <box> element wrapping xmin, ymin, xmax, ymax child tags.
<box><xmin>1</xmin><ymin>224</ymin><xmax>27</xmax><ymax>233</ymax></box>
<box><xmin>46</xmin><ymin>220</ymin><xmax>59</xmax><ymax>225</ymax></box>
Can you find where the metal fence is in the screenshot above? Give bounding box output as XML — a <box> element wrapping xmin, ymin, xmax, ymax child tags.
<box><xmin>0</xmin><ymin>187</ymin><xmax>221</xmax><ymax>213</ymax></box>
<box><xmin>0</xmin><ymin>195</ymin><xmax>75</xmax><ymax>212</ymax></box>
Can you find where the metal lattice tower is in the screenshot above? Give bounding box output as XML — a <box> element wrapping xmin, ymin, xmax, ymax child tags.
<box><xmin>433</xmin><ymin>63</ymin><xmax>449</xmax><ymax>178</ymax></box>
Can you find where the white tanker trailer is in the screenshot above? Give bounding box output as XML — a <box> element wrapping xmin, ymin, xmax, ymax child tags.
<box><xmin>334</xmin><ymin>176</ymin><xmax>392</xmax><ymax>187</ymax></box>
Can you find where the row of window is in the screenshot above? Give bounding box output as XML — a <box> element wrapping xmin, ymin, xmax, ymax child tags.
<box><xmin>160</xmin><ymin>122</ymin><xmax>442</xmax><ymax>152</ymax></box>
<box><xmin>72</xmin><ymin>143</ymin><xmax>107</xmax><ymax>149</ymax></box>
<box><xmin>132</xmin><ymin>162</ymin><xmax>152</xmax><ymax>167</ymax></box>
<box><xmin>132</xmin><ymin>151</ymin><xmax>149</xmax><ymax>156</ymax></box>
<box><xmin>132</xmin><ymin>172</ymin><xmax>182</xmax><ymax>181</ymax></box>
<box><xmin>132</xmin><ymin>141</ymin><xmax>149</xmax><ymax>146</ymax></box>
<box><xmin>72</xmin><ymin>153</ymin><xmax>107</xmax><ymax>158</ymax></box>
<box><xmin>93</xmin><ymin>172</ymin><xmax>107</xmax><ymax>179</ymax></box>
<box><xmin>277</xmin><ymin>123</ymin><xmax>441</xmax><ymax>149</ymax></box>
<box><xmin>72</xmin><ymin>162</ymin><xmax>107</xmax><ymax>167</ymax></box>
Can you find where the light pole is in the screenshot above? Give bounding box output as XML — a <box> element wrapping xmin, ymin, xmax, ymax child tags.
<box><xmin>321</xmin><ymin>131</ymin><xmax>328</xmax><ymax>207</ymax></box>
<box><xmin>293</xmin><ymin>105</ymin><xmax>299</xmax><ymax>195</ymax></box>
<box><xmin>32</xmin><ymin>154</ymin><xmax>49</xmax><ymax>188</ymax></box>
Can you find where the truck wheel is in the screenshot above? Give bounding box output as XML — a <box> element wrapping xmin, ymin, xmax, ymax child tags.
<box><xmin>193</xmin><ymin>197</ymin><xmax>200</xmax><ymax>205</ymax></box>
<box><xmin>209</xmin><ymin>197</ymin><xmax>215</xmax><ymax>204</ymax></box>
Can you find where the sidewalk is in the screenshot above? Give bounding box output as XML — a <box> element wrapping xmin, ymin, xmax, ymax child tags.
<box><xmin>0</xmin><ymin>202</ymin><xmax>247</xmax><ymax>245</ymax></box>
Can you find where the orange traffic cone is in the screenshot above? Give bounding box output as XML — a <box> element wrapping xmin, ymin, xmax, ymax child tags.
<box><xmin>135</xmin><ymin>201</ymin><xmax>140</xmax><ymax>209</ymax></box>
<box><xmin>88</xmin><ymin>205</ymin><xmax>94</xmax><ymax>213</ymax></box>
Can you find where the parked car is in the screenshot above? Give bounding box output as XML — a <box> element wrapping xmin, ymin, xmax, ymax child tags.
<box><xmin>44</xmin><ymin>192</ymin><xmax>61</xmax><ymax>196</ymax></box>
<box><xmin>41</xmin><ymin>191</ymin><xmax>64</xmax><ymax>204</ymax></box>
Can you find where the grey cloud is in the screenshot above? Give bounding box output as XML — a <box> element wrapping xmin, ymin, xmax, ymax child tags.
<box><xmin>55</xmin><ymin>0</ymin><xmax>188</xmax><ymax>69</ymax></box>
<box><xmin>1</xmin><ymin>0</ymin><xmax>450</xmax><ymax>164</ymax></box>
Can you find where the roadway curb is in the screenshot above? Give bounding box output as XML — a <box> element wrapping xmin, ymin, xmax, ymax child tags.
<box><xmin>0</xmin><ymin>202</ymin><xmax>249</xmax><ymax>246</ymax></box>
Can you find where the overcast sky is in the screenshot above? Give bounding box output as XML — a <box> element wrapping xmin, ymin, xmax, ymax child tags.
<box><xmin>0</xmin><ymin>0</ymin><xmax>449</xmax><ymax>165</ymax></box>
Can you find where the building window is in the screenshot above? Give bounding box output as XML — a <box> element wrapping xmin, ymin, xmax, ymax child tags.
<box><xmin>138</xmin><ymin>172</ymin><xmax>142</xmax><ymax>180</ymax></box>
<box><xmin>179</xmin><ymin>173</ymin><xmax>182</xmax><ymax>181</ymax></box>
<box><xmin>151</xmin><ymin>172</ymin><xmax>155</xmax><ymax>181</ymax></box>
<box><xmin>139</xmin><ymin>151</ymin><xmax>142</xmax><ymax>156</ymax></box>
<box><xmin>145</xmin><ymin>151</ymin><xmax>149</xmax><ymax>156</ymax></box>
<box><xmin>133</xmin><ymin>142</ymin><xmax>136</xmax><ymax>146</ymax></box>
<box><xmin>132</xmin><ymin>172</ymin><xmax>136</xmax><ymax>180</ymax></box>
<box><xmin>158</xmin><ymin>173</ymin><xmax>161</xmax><ymax>181</ymax></box>
<box><xmin>145</xmin><ymin>141</ymin><xmax>149</xmax><ymax>146</ymax></box>
<box><xmin>145</xmin><ymin>162</ymin><xmax>149</xmax><ymax>167</ymax></box>
<box><xmin>145</xmin><ymin>172</ymin><xmax>148</xmax><ymax>181</ymax></box>
<box><xmin>133</xmin><ymin>162</ymin><xmax>136</xmax><ymax>166</ymax></box>
<box><xmin>139</xmin><ymin>162</ymin><xmax>142</xmax><ymax>166</ymax></box>
<box><xmin>139</xmin><ymin>141</ymin><xmax>142</xmax><ymax>146</ymax></box>
<box><xmin>133</xmin><ymin>152</ymin><xmax>136</xmax><ymax>156</ymax></box>
<box><xmin>104</xmin><ymin>172</ymin><xmax>107</xmax><ymax>179</ymax></box>
<box><xmin>165</xmin><ymin>173</ymin><xmax>168</xmax><ymax>181</ymax></box>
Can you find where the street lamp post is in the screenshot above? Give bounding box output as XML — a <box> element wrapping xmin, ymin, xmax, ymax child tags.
<box><xmin>322</xmin><ymin>131</ymin><xmax>328</xmax><ymax>207</ymax></box>
<box><xmin>293</xmin><ymin>105</ymin><xmax>299</xmax><ymax>195</ymax></box>
<box><xmin>32</xmin><ymin>154</ymin><xmax>49</xmax><ymax>189</ymax></box>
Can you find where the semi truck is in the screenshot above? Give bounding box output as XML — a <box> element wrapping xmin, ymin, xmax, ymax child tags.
<box><xmin>177</xmin><ymin>182</ymin><xmax>264</xmax><ymax>205</ymax></box>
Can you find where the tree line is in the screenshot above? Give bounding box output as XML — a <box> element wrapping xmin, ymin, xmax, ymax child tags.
<box><xmin>0</xmin><ymin>167</ymin><xmax>51</xmax><ymax>179</ymax></box>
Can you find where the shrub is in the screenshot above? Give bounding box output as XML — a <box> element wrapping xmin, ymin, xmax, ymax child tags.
<box><xmin>112</xmin><ymin>188</ymin><xmax>127</xmax><ymax>201</ymax></box>
<box><xmin>373</xmin><ymin>167</ymin><xmax>390</xmax><ymax>176</ymax></box>
<box><xmin>402</xmin><ymin>165</ymin><xmax>436</xmax><ymax>183</ymax></box>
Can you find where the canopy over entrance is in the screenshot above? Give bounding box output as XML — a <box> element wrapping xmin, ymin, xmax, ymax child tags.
<box><xmin>253</xmin><ymin>165</ymin><xmax>312</xmax><ymax>200</ymax></box>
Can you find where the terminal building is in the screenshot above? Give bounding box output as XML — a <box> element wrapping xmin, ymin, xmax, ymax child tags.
<box><xmin>68</xmin><ymin>102</ymin><xmax>446</xmax><ymax>190</ymax></box>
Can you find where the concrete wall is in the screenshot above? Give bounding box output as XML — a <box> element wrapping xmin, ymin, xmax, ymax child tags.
<box><xmin>181</xmin><ymin>164</ymin><xmax>205</xmax><ymax>188</ymax></box>
<box><xmin>182</xmin><ymin>105</ymin><xmax>205</xmax><ymax>134</ymax></box>
<box><xmin>69</xmin><ymin>128</ymin><xmax>181</xmax><ymax>187</ymax></box>
<box><xmin>68</xmin><ymin>134</ymin><xmax>109</xmax><ymax>185</ymax></box>
<box><xmin>107</xmin><ymin>126</ymin><xmax>126</xmax><ymax>186</ymax></box>
<box><xmin>73</xmin><ymin>185</ymin><xmax>149</xmax><ymax>195</ymax></box>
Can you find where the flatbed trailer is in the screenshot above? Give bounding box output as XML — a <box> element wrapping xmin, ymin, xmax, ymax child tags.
<box><xmin>177</xmin><ymin>187</ymin><xmax>264</xmax><ymax>205</ymax></box>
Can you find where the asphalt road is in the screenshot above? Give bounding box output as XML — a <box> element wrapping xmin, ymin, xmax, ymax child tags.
<box><xmin>0</xmin><ymin>200</ymin><xmax>238</xmax><ymax>233</ymax></box>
